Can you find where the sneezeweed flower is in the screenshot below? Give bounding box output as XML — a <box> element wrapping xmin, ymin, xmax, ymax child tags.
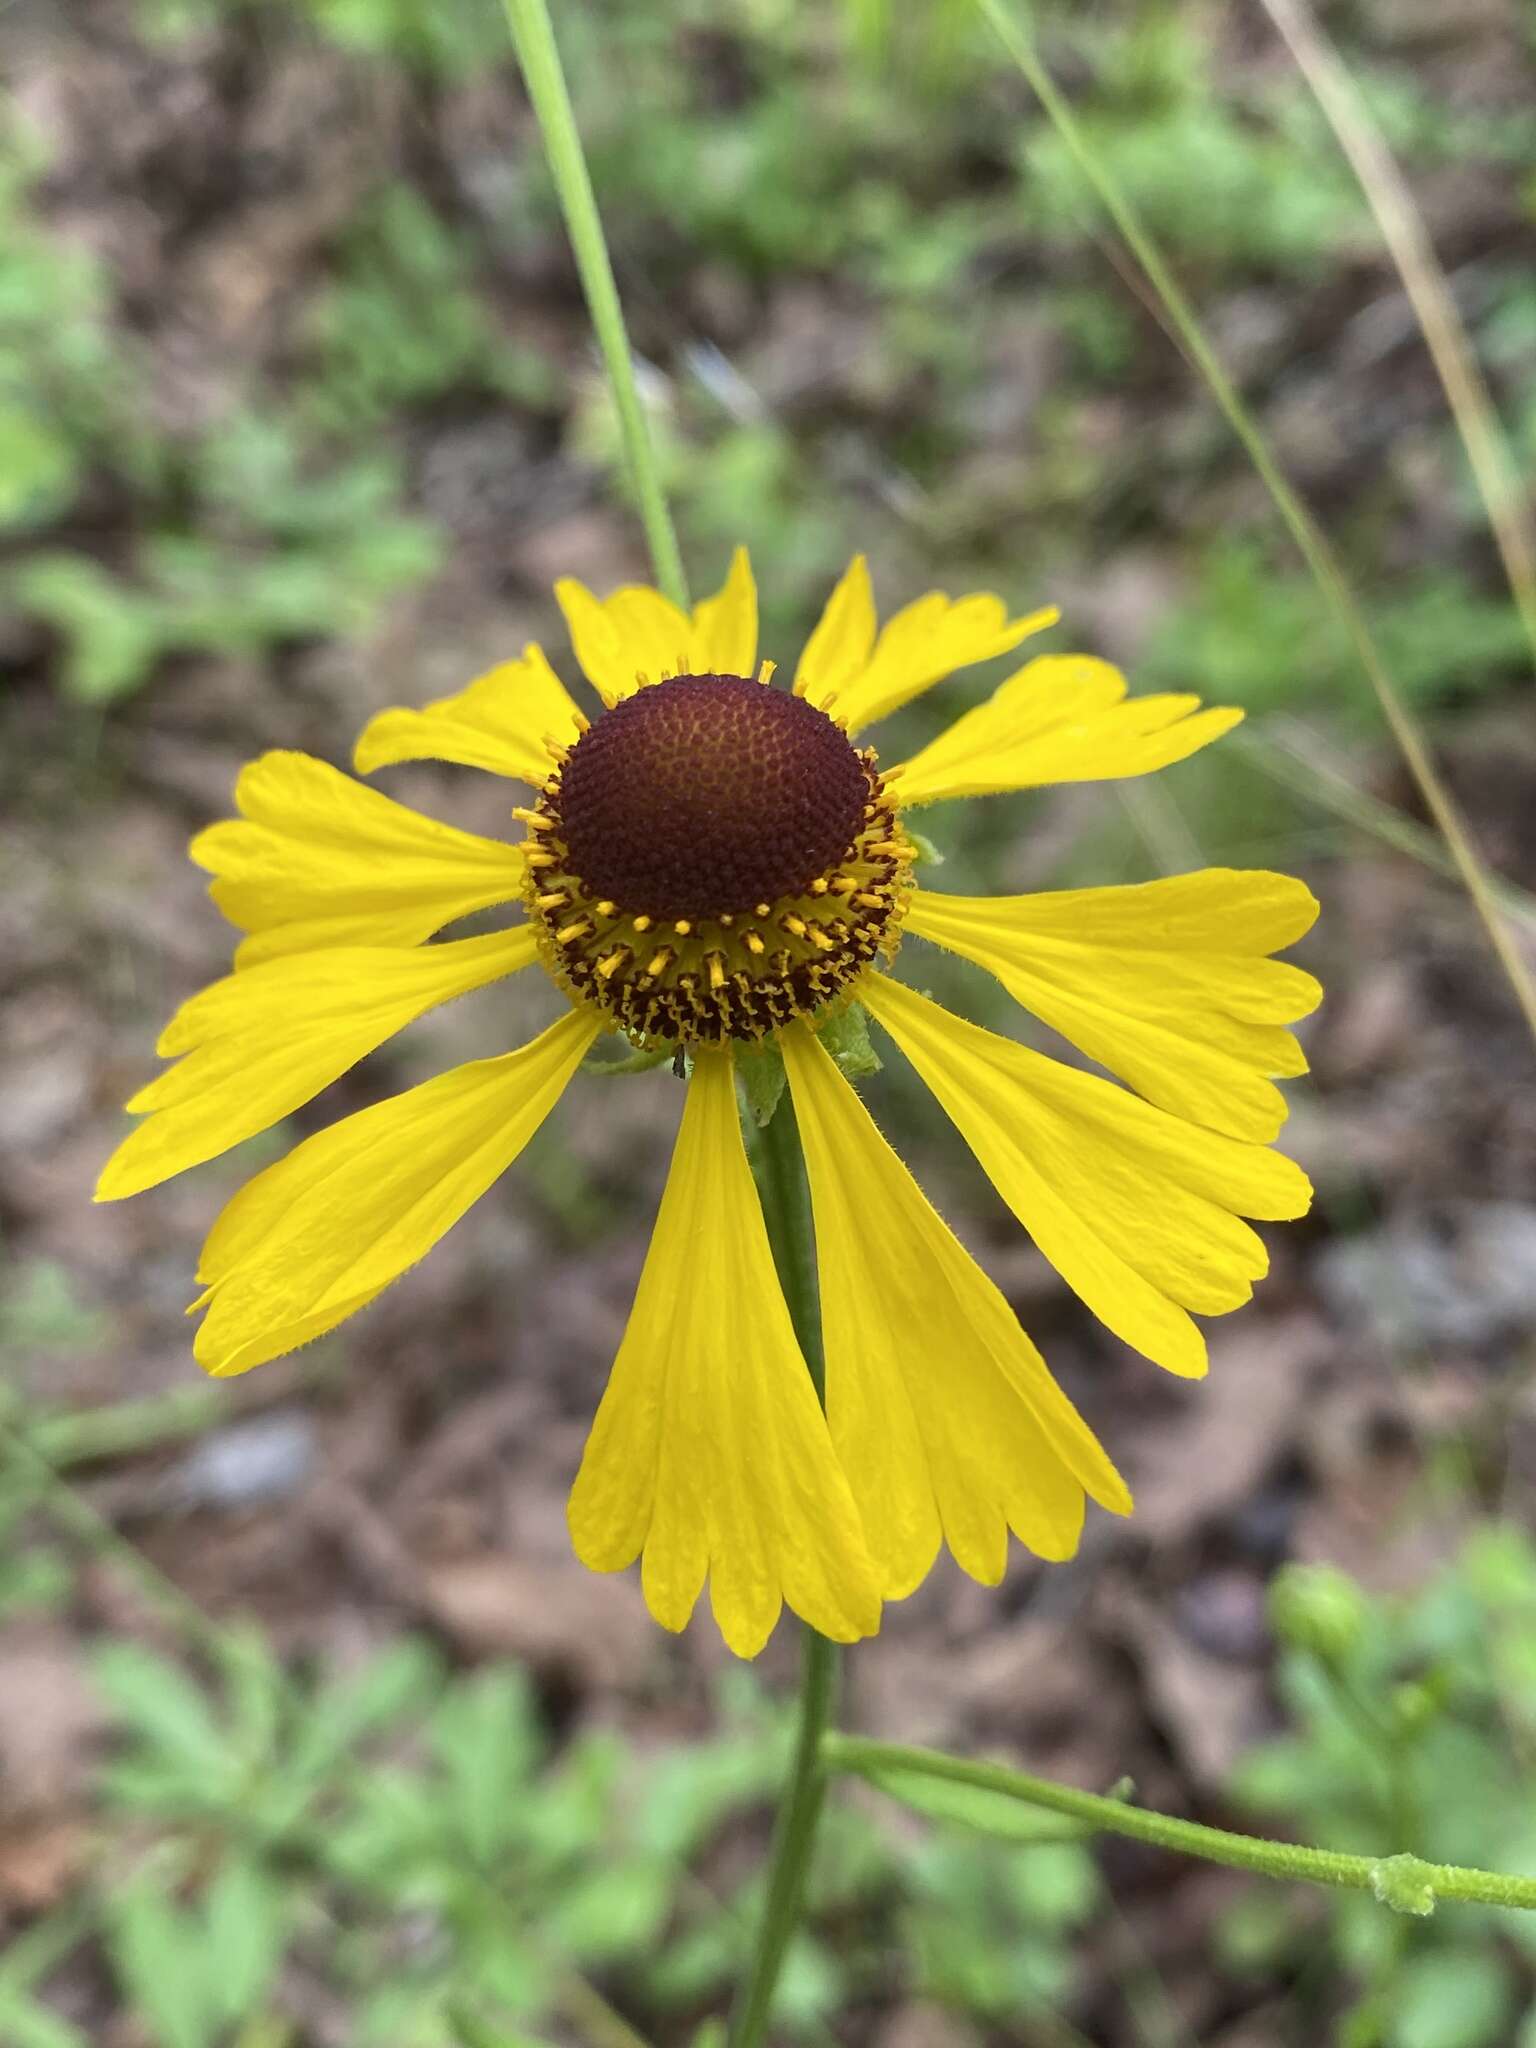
<box><xmin>98</xmin><ymin>548</ymin><xmax>1320</xmax><ymax>1657</ymax></box>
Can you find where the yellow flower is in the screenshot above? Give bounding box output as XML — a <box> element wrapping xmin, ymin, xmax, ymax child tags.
<box><xmin>97</xmin><ymin>547</ymin><xmax>1319</xmax><ymax>1656</ymax></box>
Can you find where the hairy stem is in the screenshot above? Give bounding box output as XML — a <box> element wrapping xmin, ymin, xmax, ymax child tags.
<box><xmin>828</xmin><ymin>1736</ymin><xmax>1536</xmax><ymax>1913</ymax></box>
<box><xmin>499</xmin><ymin>0</ymin><xmax>689</xmax><ymax>610</ymax></box>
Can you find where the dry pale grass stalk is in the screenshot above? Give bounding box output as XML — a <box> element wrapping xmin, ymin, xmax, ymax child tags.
<box><xmin>976</xmin><ymin>0</ymin><xmax>1536</xmax><ymax>1050</ymax></box>
<box><xmin>1258</xmin><ymin>0</ymin><xmax>1536</xmax><ymax>671</ymax></box>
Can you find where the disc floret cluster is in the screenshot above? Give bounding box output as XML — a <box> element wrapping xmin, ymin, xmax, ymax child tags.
<box><xmin>520</xmin><ymin>668</ymin><xmax>914</xmax><ymax>1044</ymax></box>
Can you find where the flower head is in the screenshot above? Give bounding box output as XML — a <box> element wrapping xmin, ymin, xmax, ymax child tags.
<box><xmin>522</xmin><ymin>669</ymin><xmax>912</xmax><ymax>1043</ymax></box>
<box><xmin>99</xmin><ymin>547</ymin><xmax>1319</xmax><ymax>1656</ymax></box>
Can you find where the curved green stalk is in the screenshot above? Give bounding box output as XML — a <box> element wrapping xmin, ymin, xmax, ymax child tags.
<box><xmin>827</xmin><ymin>1736</ymin><xmax>1536</xmax><ymax>1914</ymax></box>
<box><xmin>499</xmin><ymin>0</ymin><xmax>689</xmax><ymax>611</ymax></box>
<box><xmin>754</xmin><ymin>1096</ymin><xmax>824</xmax><ymax>1400</ymax></box>
<box><xmin>731</xmin><ymin>1099</ymin><xmax>839</xmax><ymax>2048</ymax></box>
<box><xmin>730</xmin><ymin>1628</ymin><xmax>840</xmax><ymax>2048</ymax></box>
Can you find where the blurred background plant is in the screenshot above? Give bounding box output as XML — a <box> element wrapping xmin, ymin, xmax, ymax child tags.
<box><xmin>5</xmin><ymin>0</ymin><xmax>1536</xmax><ymax>2041</ymax></box>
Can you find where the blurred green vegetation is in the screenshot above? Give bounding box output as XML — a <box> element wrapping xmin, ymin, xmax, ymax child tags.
<box><xmin>0</xmin><ymin>1597</ymin><xmax>1103</xmax><ymax>2046</ymax></box>
<box><xmin>4</xmin><ymin>0</ymin><xmax>1531</xmax><ymax>721</ymax></box>
<box><xmin>0</xmin><ymin>128</ymin><xmax>446</xmax><ymax>702</ymax></box>
<box><xmin>1222</xmin><ymin>1542</ymin><xmax>1536</xmax><ymax>2048</ymax></box>
<box><xmin>10</xmin><ymin>1397</ymin><xmax>1536</xmax><ymax>2048</ymax></box>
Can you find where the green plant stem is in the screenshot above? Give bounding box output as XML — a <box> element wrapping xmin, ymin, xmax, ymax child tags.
<box><xmin>499</xmin><ymin>0</ymin><xmax>689</xmax><ymax>611</ymax></box>
<box><xmin>732</xmin><ymin>1099</ymin><xmax>839</xmax><ymax>2048</ymax></box>
<box><xmin>975</xmin><ymin>0</ymin><xmax>1536</xmax><ymax>1051</ymax></box>
<box><xmin>754</xmin><ymin>1097</ymin><xmax>824</xmax><ymax>1398</ymax></box>
<box><xmin>826</xmin><ymin>1737</ymin><xmax>1536</xmax><ymax>1913</ymax></box>
<box><xmin>23</xmin><ymin>1366</ymin><xmax>326</xmax><ymax>1468</ymax></box>
<box><xmin>731</xmin><ymin>1628</ymin><xmax>839</xmax><ymax>2048</ymax></box>
<box><xmin>0</xmin><ymin>1411</ymin><xmax>234</xmax><ymax>1658</ymax></box>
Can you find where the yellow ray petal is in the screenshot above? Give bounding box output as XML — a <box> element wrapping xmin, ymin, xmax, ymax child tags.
<box><xmin>688</xmin><ymin>545</ymin><xmax>758</xmax><ymax>675</ymax></box>
<box><xmin>797</xmin><ymin>568</ymin><xmax>1057</xmax><ymax>735</ymax></box>
<box><xmin>863</xmin><ymin>974</ymin><xmax>1312</xmax><ymax>1380</ymax></box>
<box><xmin>97</xmin><ymin>929</ymin><xmax>537</xmax><ymax>1201</ymax></box>
<box><xmin>793</xmin><ymin>554</ymin><xmax>877</xmax><ymax>705</ymax></box>
<box><xmin>190</xmin><ymin>752</ymin><xmax>526</xmax><ymax>965</ymax></box>
<box><xmin>906</xmin><ymin>870</ymin><xmax>1321</xmax><ymax>1141</ymax></box>
<box><xmin>895</xmin><ymin>653</ymin><xmax>1243</xmax><ymax>805</ymax></box>
<box><xmin>566</xmin><ymin>1047</ymin><xmax>881</xmax><ymax>1658</ymax></box>
<box><xmin>353</xmin><ymin>645</ymin><xmax>584</xmax><ymax>783</ymax></box>
<box><xmin>191</xmin><ymin>1008</ymin><xmax>598</xmax><ymax>1377</ymax></box>
<box><xmin>554</xmin><ymin>577</ymin><xmax>694</xmax><ymax>705</ymax></box>
<box><xmin>781</xmin><ymin>1025</ymin><xmax>1129</xmax><ymax>1595</ymax></box>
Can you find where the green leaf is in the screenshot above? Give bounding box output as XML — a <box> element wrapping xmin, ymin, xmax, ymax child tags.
<box><xmin>738</xmin><ymin>1042</ymin><xmax>787</xmax><ymax>1127</ymax></box>
<box><xmin>521</xmin><ymin>1730</ymin><xmax>624</xmax><ymax>1861</ymax></box>
<box><xmin>0</xmin><ymin>1545</ymin><xmax>72</xmax><ymax>1618</ymax></box>
<box><xmin>447</xmin><ymin>2004</ymin><xmax>559</xmax><ymax>2048</ymax></box>
<box><xmin>108</xmin><ymin>1883</ymin><xmax>215</xmax><ymax>2048</ymax></box>
<box><xmin>545</xmin><ymin>1860</ymin><xmax>671</xmax><ymax>1963</ymax></box>
<box><xmin>11</xmin><ymin>555</ymin><xmax>165</xmax><ymax>704</ymax></box>
<box><xmin>0</xmin><ymin>401</ymin><xmax>79</xmax><ymax>529</ymax></box>
<box><xmin>585</xmin><ymin>1040</ymin><xmax>678</xmax><ymax>1077</ymax></box>
<box><xmin>431</xmin><ymin>1668</ymin><xmax>543</xmax><ymax>1868</ymax></box>
<box><xmin>1218</xmin><ymin>1890</ymin><xmax>1300</xmax><ymax>1975</ymax></box>
<box><xmin>288</xmin><ymin>1641</ymin><xmax>442</xmax><ymax>1786</ymax></box>
<box><xmin>1003</xmin><ymin>1841</ymin><xmax>1099</xmax><ymax>1928</ymax></box>
<box><xmin>814</xmin><ymin>1002</ymin><xmax>881</xmax><ymax>1080</ymax></box>
<box><xmin>217</xmin><ymin>1631</ymin><xmax>285</xmax><ymax>1768</ymax></box>
<box><xmin>0</xmin><ymin>1988</ymin><xmax>91</xmax><ymax>2048</ymax></box>
<box><xmin>468</xmin><ymin>1925</ymin><xmax>548</xmax><ymax>2014</ymax></box>
<box><xmin>203</xmin><ymin>1857</ymin><xmax>286</xmax><ymax>2026</ymax></box>
<box><xmin>634</xmin><ymin>1735</ymin><xmax>787</xmax><ymax>1861</ymax></box>
<box><xmin>1269</xmin><ymin>1563</ymin><xmax>1368</xmax><ymax>1668</ymax></box>
<box><xmin>1463</xmin><ymin>1523</ymin><xmax>1536</xmax><ymax>1612</ymax></box>
<box><xmin>643</xmin><ymin>1913</ymin><xmax>739</xmax><ymax>2007</ymax></box>
<box><xmin>773</xmin><ymin>1933</ymin><xmax>843</xmax><ymax>2027</ymax></box>
<box><xmin>92</xmin><ymin>1644</ymin><xmax>230</xmax><ymax>1780</ymax></box>
<box><xmin>1391</xmin><ymin>1951</ymin><xmax>1514</xmax><ymax>2048</ymax></box>
<box><xmin>322</xmin><ymin>1767</ymin><xmax>444</xmax><ymax>1892</ymax></box>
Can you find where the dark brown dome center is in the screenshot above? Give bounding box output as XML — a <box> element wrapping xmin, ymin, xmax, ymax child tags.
<box><xmin>554</xmin><ymin>674</ymin><xmax>870</xmax><ymax>919</ymax></box>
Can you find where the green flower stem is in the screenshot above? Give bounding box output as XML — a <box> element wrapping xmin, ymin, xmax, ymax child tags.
<box><xmin>754</xmin><ymin>1094</ymin><xmax>824</xmax><ymax>1399</ymax></box>
<box><xmin>498</xmin><ymin>0</ymin><xmax>689</xmax><ymax>611</ymax></box>
<box><xmin>825</xmin><ymin>1736</ymin><xmax>1536</xmax><ymax>1914</ymax></box>
<box><xmin>732</xmin><ymin>1097</ymin><xmax>838</xmax><ymax>2048</ymax></box>
<box><xmin>730</xmin><ymin>1628</ymin><xmax>840</xmax><ymax>2048</ymax></box>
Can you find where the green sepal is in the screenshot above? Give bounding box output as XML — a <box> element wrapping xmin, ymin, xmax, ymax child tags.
<box><xmin>738</xmin><ymin>1042</ymin><xmax>788</xmax><ymax>1127</ymax></box>
<box><xmin>815</xmin><ymin>1001</ymin><xmax>881</xmax><ymax>1080</ymax></box>
<box><xmin>584</xmin><ymin>1039</ymin><xmax>678</xmax><ymax>1077</ymax></box>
